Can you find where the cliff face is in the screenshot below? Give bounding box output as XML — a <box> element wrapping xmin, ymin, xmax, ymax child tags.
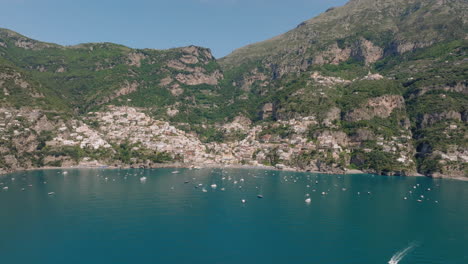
<box><xmin>0</xmin><ymin>0</ymin><xmax>467</xmax><ymax>178</ymax></box>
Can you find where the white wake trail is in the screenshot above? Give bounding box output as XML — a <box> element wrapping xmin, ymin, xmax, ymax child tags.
<box><xmin>388</xmin><ymin>242</ymin><xmax>418</xmax><ymax>264</ymax></box>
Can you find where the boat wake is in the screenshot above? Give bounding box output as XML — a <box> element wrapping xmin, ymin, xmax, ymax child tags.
<box><xmin>388</xmin><ymin>242</ymin><xmax>418</xmax><ymax>264</ymax></box>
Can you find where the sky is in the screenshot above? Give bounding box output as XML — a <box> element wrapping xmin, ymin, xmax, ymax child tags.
<box><xmin>0</xmin><ymin>0</ymin><xmax>348</xmax><ymax>58</ymax></box>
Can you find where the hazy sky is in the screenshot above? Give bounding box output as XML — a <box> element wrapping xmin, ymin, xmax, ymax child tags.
<box><xmin>0</xmin><ymin>0</ymin><xmax>348</xmax><ymax>58</ymax></box>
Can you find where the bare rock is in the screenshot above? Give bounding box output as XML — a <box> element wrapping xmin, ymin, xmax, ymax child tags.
<box><xmin>350</xmin><ymin>129</ymin><xmax>375</xmax><ymax>142</ymax></box>
<box><xmin>345</xmin><ymin>95</ymin><xmax>405</xmax><ymax>122</ymax></box>
<box><xmin>180</xmin><ymin>55</ymin><xmax>199</xmax><ymax>64</ymax></box>
<box><xmin>169</xmin><ymin>83</ymin><xmax>184</xmax><ymax>96</ymax></box>
<box><xmin>167</xmin><ymin>60</ymin><xmax>190</xmax><ymax>71</ymax></box>
<box><xmin>314</xmin><ymin>43</ymin><xmax>351</xmax><ymax>65</ymax></box>
<box><xmin>322</xmin><ymin>107</ymin><xmax>341</xmax><ymax>126</ymax></box>
<box><xmin>3</xmin><ymin>155</ymin><xmax>18</xmax><ymax>169</ymax></box>
<box><xmin>240</xmin><ymin>69</ymin><xmax>268</xmax><ymax>91</ymax></box>
<box><xmin>98</xmin><ymin>81</ymin><xmax>139</xmax><ymax>105</ymax></box>
<box><xmin>55</xmin><ymin>66</ymin><xmax>66</xmax><ymax>73</ymax></box>
<box><xmin>33</xmin><ymin>115</ymin><xmax>54</xmax><ymax>132</ymax></box>
<box><xmin>127</xmin><ymin>52</ymin><xmax>146</xmax><ymax>67</ymax></box>
<box><xmin>159</xmin><ymin>76</ymin><xmax>173</xmax><ymax>87</ymax></box>
<box><xmin>362</xmin><ymin>72</ymin><xmax>384</xmax><ymax>81</ymax></box>
<box><xmin>175</xmin><ymin>70</ymin><xmax>222</xmax><ymax>86</ymax></box>
<box><xmin>359</xmin><ymin>39</ymin><xmax>383</xmax><ymax>65</ymax></box>
<box><xmin>420</xmin><ymin>111</ymin><xmax>463</xmax><ymax>128</ymax></box>
<box><xmin>166</xmin><ymin>108</ymin><xmax>179</xmax><ymax>117</ymax></box>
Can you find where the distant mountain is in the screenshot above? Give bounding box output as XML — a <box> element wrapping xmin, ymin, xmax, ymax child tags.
<box><xmin>221</xmin><ymin>0</ymin><xmax>467</xmax><ymax>70</ymax></box>
<box><xmin>0</xmin><ymin>0</ymin><xmax>466</xmax><ymax>178</ymax></box>
<box><xmin>0</xmin><ymin>28</ymin><xmax>227</xmax><ymax>123</ymax></box>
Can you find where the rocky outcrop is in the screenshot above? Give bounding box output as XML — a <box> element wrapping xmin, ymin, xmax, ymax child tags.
<box><xmin>419</xmin><ymin>111</ymin><xmax>464</xmax><ymax>128</ymax></box>
<box><xmin>321</xmin><ymin>107</ymin><xmax>341</xmax><ymax>126</ymax></box>
<box><xmin>175</xmin><ymin>70</ymin><xmax>223</xmax><ymax>86</ymax></box>
<box><xmin>159</xmin><ymin>76</ymin><xmax>173</xmax><ymax>87</ymax></box>
<box><xmin>167</xmin><ymin>60</ymin><xmax>192</xmax><ymax>71</ymax></box>
<box><xmin>357</xmin><ymin>39</ymin><xmax>383</xmax><ymax>65</ymax></box>
<box><xmin>345</xmin><ymin>95</ymin><xmax>405</xmax><ymax>122</ymax></box>
<box><xmin>314</xmin><ymin>43</ymin><xmax>351</xmax><ymax>65</ymax></box>
<box><xmin>180</xmin><ymin>55</ymin><xmax>199</xmax><ymax>64</ymax></box>
<box><xmin>396</xmin><ymin>41</ymin><xmax>433</xmax><ymax>54</ymax></box>
<box><xmin>97</xmin><ymin>81</ymin><xmax>139</xmax><ymax>105</ymax></box>
<box><xmin>168</xmin><ymin>83</ymin><xmax>184</xmax><ymax>96</ymax></box>
<box><xmin>127</xmin><ymin>52</ymin><xmax>146</xmax><ymax>67</ymax></box>
<box><xmin>237</xmin><ymin>68</ymin><xmax>269</xmax><ymax>92</ymax></box>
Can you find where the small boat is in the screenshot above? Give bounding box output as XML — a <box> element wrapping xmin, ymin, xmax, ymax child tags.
<box><xmin>241</xmin><ymin>199</ymin><xmax>246</xmax><ymax>204</ymax></box>
<box><xmin>305</xmin><ymin>198</ymin><xmax>311</xmax><ymax>203</ymax></box>
<box><xmin>210</xmin><ymin>184</ymin><xmax>217</xmax><ymax>189</ymax></box>
<box><xmin>172</xmin><ymin>171</ymin><xmax>180</xmax><ymax>174</ymax></box>
<box><xmin>48</xmin><ymin>192</ymin><xmax>55</xmax><ymax>195</ymax></box>
<box><xmin>257</xmin><ymin>195</ymin><xmax>263</xmax><ymax>198</ymax></box>
<box><xmin>140</xmin><ymin>177</ymin><xmax>147</xmax><ymax>182</ymax></box>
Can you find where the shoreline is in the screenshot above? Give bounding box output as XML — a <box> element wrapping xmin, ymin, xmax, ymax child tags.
<box><xmin>1</xmin><ymin>163</ymin><xmax>467</xmax><ymax>181</ymax></box>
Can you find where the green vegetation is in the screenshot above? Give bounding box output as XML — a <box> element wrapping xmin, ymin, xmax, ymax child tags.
<box><xmin>336</xmin><ymin>79</ymin><xmax>404</xmax><ymax>112</ymax></box>
<box><xmin>258</xmin><ymin>124</ymin><xmax>292</xmax><ymax>140</ymax></box>
<box><xmin>417</xmin><ymin>155</ymin><xmax>442</xmax><ymax>175</ymax></box>
<box><xmin>341</xmin><ymin>110</ymin><xmax>408</xmax><ymax>139</ymax></box>
<box><xmin>351</xmin><ymin>150</ymin><xmax>404</xmax><ymax>175</ymax></box>
<box><xmin>113</xmin><ymin>142</ymin><xmax>173</xmax><ymax>164</ymax></box>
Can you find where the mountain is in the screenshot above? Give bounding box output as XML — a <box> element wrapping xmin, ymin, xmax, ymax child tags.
<box><xmin>0</xmin><ymin>0</ymin><xmax>466</xmax><ymax>178</ymax></box>
<box><xmin>0</xmin><ymin>28</ymin><xmax>228</xmax><ymax>123</ymax></box>
<box><xmin>217</xmin><ymin>0</ymin><xmax>467</xmax><ymax>177</ymax></box>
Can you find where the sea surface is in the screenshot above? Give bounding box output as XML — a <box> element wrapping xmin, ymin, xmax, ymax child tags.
<box><xmin>0</xmin><ymin>168</ymin><xmax>467</xmax><ymax>264</ymax></box>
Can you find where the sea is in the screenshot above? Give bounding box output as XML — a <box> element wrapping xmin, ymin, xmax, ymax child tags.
<box><xmin>0</xmin><ymin>168</ymin><xmax>466</xmax><ymax>264</ymax></box>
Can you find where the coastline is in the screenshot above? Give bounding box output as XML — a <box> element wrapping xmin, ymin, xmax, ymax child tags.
<box><xmin>1</xmin><ymin>162</ymin><xmax>466</xmax><ymax>181</ymax></box>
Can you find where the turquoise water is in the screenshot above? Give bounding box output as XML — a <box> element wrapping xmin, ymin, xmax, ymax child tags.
<box><xmin>0</xmin><ymin>168</ymin><xmax>467</xmax><ymax>264</ymax></box>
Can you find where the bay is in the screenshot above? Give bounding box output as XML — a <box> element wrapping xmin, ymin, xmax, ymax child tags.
<box><xmin>0</xmin><ymin>168</ymin><xmax>466</xmax><ymax>264</ymax></box>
